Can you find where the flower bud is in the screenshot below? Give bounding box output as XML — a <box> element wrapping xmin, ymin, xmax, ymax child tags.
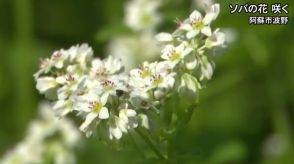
<box><xmin>178</xmin><ymin>73</ymin><xmax>200</xmax><ymax>99</ymax></box>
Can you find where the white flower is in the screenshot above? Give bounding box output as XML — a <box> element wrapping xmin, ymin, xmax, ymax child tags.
<box><xmin>108</xmin><ymin>34</ymin><xmax>160</xmax><ymax>71</ymax></box>
<box><xmin>155</xmin><ymin>32</ymin><xmax>173</xmax><ymax>42</ymax></box>
<box><xmin>125</xmin><ymin>0</ymin><xmax>161</xmax><ymax>31</ymax></box>
<box><xmin>205</xmin><ymin>3</ymin><xmax>220</xmax><ymax>21</ymax></box>
<box><xmin>119</xmin><ymin>108</ymin><xmax>137</xmax><ymax>129</ymax></box>
<box><xmin>78</xmin><ymin>92</ymin><xmax>109</xmax><ymax>133</ymax></box>
<box><xmin>161</xmin><ymin>42</ymin><xmax>193</xmax><ymax>68</ymax></box>
<box><xmin>180</xmin><ymin>5</ymin><xmax>219</xmax><ymax>39</ymax></box>
<box><xmin>130</xmin><ymin>90</ymin><xmax>152</xmax><ymax>108</ymax></box>
<box><xmin>90</xmin><ymin>56</ymin><xmax>124</xmax><ymax>79</ymax></box>
<box><xmin>36</xmin><ymin>77</ymin><xmax>58</xmax><ymax>93</ymax></box>
<box><xmin>50</xmin><ymin>50</ymin><xmax>69</xmax><ymax>69</ymax></box>
<box><xmin>205</xmin><ymin>28</ymin><xmax>225</xmax><ymax>48</ymax></box>
<box><xmin>184</xmin><ymin>53</ymin><xmax>199</xmax><ymax>70</ymax></box>
<box><xmin>129</xmin><ymin>61</ymin><xmax>155</xmax><ymax>88</ymax></box>
<box><xmin>178</xmin><ymin>73</ymin><xmax>200</xmax><ymax>99</ymax></box>
<box><xmin>148</xmin><ymin>73</ymin><xmax>175</xmax><ymax>89</ymax></box>
<box><xmin>95</xmin><ymin>75</ymin><xmax>127</xmax><ymax>97</ymax></box>
<box><xmin>129</xmin><ymin>61</ymin><xmax>175</xmax><ymax>91</ymax></box>
<box><xmin>0</xmin><ymin>102</ymin><xmax>81</xmax><ymax>164</ymax></box>
<box><xmin>138</xmin><ymin>113</ymin><xmax>149</xmax><ymax>129</ymax></box>
<box><xmin>55</xmin><ymin>72</ymin><xmax>86</xmax><ymax>103</ymax></box>
<box><xmin>67</xmin><ymin>43</ymin><xmax>93</xmax><ymax>68</ymax></box>
<box><xmin>199</xmin><ymin>56</ymin><xmax>214</xmax><ymax>80</ymax></box>
<box><xmin>109</xmin><ymin>104</ymin><xmax>138</xmax><ymax>140</ymax></box>
<box><xmin>34</xmin><ymin>58</ymin><xmax>53</xmax><ymax>79</ymax></box>
<box><xmin>109</xmin><ymin>117</ymin><xmax>123</xmax><ymax>140</ymax></box>
<box><xmin>147</xmin><ymin>62</ymin><xmax>176</xmax><ymax>89</ymax></box>
<box><xmin>104</xmin><ymin>56</ymin><xmax>124</xmax><ymax>74</ymax></box>
<box><xmin>53</xmin><ymin>99</ymin><xmax>74</xmax><ymax>117</ymax></box>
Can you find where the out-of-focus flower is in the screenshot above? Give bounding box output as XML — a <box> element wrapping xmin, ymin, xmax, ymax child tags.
<box><xmin>205</xmin><ymin>28</ymin><xmax>226</xmax><ymax>48</ymax></box>
<box><xmin>0</xmin><ymin>102</ymin><xmax>82</xmax><ymax>164</ymax></box>
<box><xmin>155</xmin><ymin>32</ymin><xmax>174</xmax><ymax>42</ymax></box>
<box><xmin>125</xmin><ymin>0</ymin><xmax>161</xmax><ymax>32</ymax></box>
<box><xmin>108</xmin><ymin>34</ymin><xmax>160</xmax><ymax>71</ymax></box>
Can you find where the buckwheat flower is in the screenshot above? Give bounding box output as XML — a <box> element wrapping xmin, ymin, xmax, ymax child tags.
<box><xmin>180</xmin><ymin>4</ymin><xmax>220</xmax><ymax>39</ymax></box>
<box><xmin>118</xmin><ymin>104</ymin><xmax>138</xmax><ymax>129</ymax></box>
<box><xmin>89</xmin><ymin>58</ymin><xmax>106</xmax><ymax>79</ymax></box>
<box><xmin>66</xmin><ymin>64</ymin><xmax>87</xmax><ymax>77</ymax></box>
<box><xmin>104</xmin><ymin>56</ymin><xmax>124</xmax><ymax>74</ymax></box>
<box><xmin>129</xmin><ymin>61</ymin><xmax>155</xmax><ymax>88</ymax></box>
<box><xmin>109</xmin><ymin>117</ymin><xmax>123</xmax><ymax>140</ymax></box>
<box><xmin>205</xmin><ymin>28</ymin><xmax>226</xmax><ymax>48</ymax></box>
<box><xmin>155</xmin><ymin>32</ymin><xmax>174</xmax><ymax>42</ymax></box>
<box><xmin>67</xmin><ymin>43</ymin><xmax>93</xmax><ymax>68</ymax></box>
<box><xmin>125</xmin><ymin>0</ymin><xmax>161</xmax><ymax>31</ymax></box>
<box><xmin>34</xmin><ymin>58</ymin><xmax>53</xmax><ymax>79</ymax></box>
<box><xmin>53</xmin><ymin>99</ymin><xmax>74</xmax><ymax>117</ymax></box>
<box><xmin>78</xmin><ymin>92</ymin><xmax>109</xmax><ymax>133</ymax></box>
<box><xmin>56</xmin><ymin>74</ymin><xmax>86</xmax><ymax>100</ymax></box>
<box><xmin>96</xmin><ymin>76</ymin><xmax>128</xmax><ymax>97</ymax></box>
<box><xmin>0</xmin><ymin>102</ymin><xmax>81</xmax><ymax>164</ymax></box>
<box><xmin>130</xmin><ymin>90</ymin><xmax>152</xmax><ymax>108</ymax></box>
<box><xmin>109</xmin><ymin>104</ymin><xmax>138</xmax><ymax>140</ymax></box>
<box><xmin>184</xmin><ymin>53</ymin><xmax>199</xmax><ymax>70</ymax></box>
<box><xmin>148</xmin><ymin>73</ymin><xmax>175</xmax><ymax>89</ymax></box>
<box><xmin>50</xmin><ymin>50</ymin><xmax>69</xmax><ymax>69</ymax></box>
<box><xmin>161</xmin><ymin>42</ymin><xmax>193</xmax><ymax>68</ymax></box>
<box><xmin>36</xmin><ymin>76</ymin><xmax>58</xmax><ymax>94</ymax></box>
<box><xmin>108</xmin><ymin>33</ymin><xmax>160</xmax><ymax>71</ymax></box>
<box><xmin>154</xmin><ymin>89</ymin><xmax>164</xmax><ymax>99</ymax></box>
<box><xmin>199</xmin><ymin>56</ymin><xmax>214</xmax><ymax>80</ymax></box>
<box><xmin>90</xmin><ymin>56</ymin><xmax>124</xmax><ymax>80</ymax></box>
<box><xmin>53</xmin><ymin>85</ymin><xmax>83</xmax><ymax>118</ymax></box>
<box><xmin>178</xmin><ymin>73</ymin><xmax>200</xmax><ymax>99</ymax></box>
<box><xmin>138</xmin><ymin>113</ymin><xmax>149</xmax><ymax>129</ymax></box>
<box><xmin>145</xmin><ymin>61</ymin><xmax>176</xmax><ymax>90</ymax></box>
<box><xmin>205</xmin><ymin>3</ymin><xmax>220</xmax><ymax>21</ymax></box>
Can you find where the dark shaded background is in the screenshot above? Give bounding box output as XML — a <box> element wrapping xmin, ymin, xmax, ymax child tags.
<box><xmin>0</xmin><ymin>0</ymin><xmax>293</xmax><ymax>163</ymax></box>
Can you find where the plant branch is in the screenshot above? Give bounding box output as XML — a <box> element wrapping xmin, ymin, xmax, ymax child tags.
<box><xmin>135</xmin><ymin>128</ymin><xmax>166</xmax><ymax>160</ymax></box>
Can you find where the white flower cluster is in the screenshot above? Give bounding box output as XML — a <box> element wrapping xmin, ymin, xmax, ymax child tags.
<box><xmin>0</xmin><ymin>102</ymin><xmax>81</xmax><ymax>164</ymax></box>
<box><xmin>34</xmin><ymin>44</ymin><xmax>146</xmax><ymax>140</ymax></box>
<box><xmin>34</xmin><ymin>3</ymin><xmax>225</xmax><ymax>142</ymax></box>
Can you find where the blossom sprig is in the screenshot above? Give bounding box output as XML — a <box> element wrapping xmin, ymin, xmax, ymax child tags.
<box><xmin>34</xmin><ymin>3</ymin><xmax>225</xmax><ymax>150</ymax></box>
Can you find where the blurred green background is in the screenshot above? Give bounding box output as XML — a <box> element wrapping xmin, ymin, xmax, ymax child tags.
<box><xmin>0</xmin><ymin>0</ymin><xmax>293</xmax><ymax>163</ymax></box>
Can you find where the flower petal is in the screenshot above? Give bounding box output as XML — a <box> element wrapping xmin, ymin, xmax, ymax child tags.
<box><xmin>126</xmin><ymin>109</ymin><xmax>137</xmax><ymax>117</ymax></box>
<box><xmin>36</xmin><ymin>77</ymin><xmax>57</xmax><ymax>93</ymax></box>
<box><xmin>80</xmin><ymin>112</ymin><xmax>98</xmax><ymax>132</ymax></box>
<box><xmin>186</xmin><ymin>30</ymin><xmax>199</xmax><ymax>39</ymax></box>
<box><xmin>189</xmin><ymin>10</ymin><xmax>202</xmax><ymax>22</ymax></box>
<box><xmin>201</xmin><ymin>26</ymin><xmax>212</xmax><ymax>36</ymax></box>
<box><xmin>179</xmin><ymin>23</ymin><xmax>193</xmax><ymax>31</ymax></box>
<box><xmin>99</xmin><ymin>107</ymin><xmax>109</xmax><ymax>119</ymax></box>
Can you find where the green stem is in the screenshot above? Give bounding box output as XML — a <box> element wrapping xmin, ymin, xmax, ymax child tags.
<box><xmin>136</xmin><ymin>128</ymin><xmax>166</xmax><ymax>160</ymax></box>
<box><xmin>129</xmin><ymin>132</ymin><xmax>146</xmax><ymax>160</ymax></box>
<box><xmin>167</xmin><ymin>137</ymin><xmax>176</xmax><ymax>163</ymax></box>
